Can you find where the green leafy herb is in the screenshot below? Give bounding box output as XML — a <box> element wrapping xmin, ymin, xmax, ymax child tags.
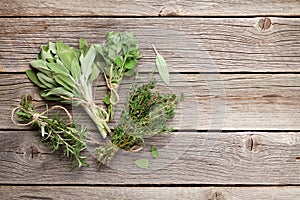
<box><xmin>13</xmin><ymin>95</ymin><xmax>88</xmax><ymax>169</ymax></box>
<box><xmin>152</xmin><ymin>45</ymin><xmax>170</xmax><ymax>85</ymax></box>
<box><xmin>96</xmin><ymin>76</ymin><xmax>181</xmax><ymax>166</ymax></box>
<box><xmin>26</xmin><ymin>39</ymin><xmax>110</xmax><ymax>138</ymax></box>
<box><xmin>151</xmin><ymin>146</ymin><xmax>158</xmax><ymax>158</ymax></box>
<box><xmin>135</xmin><ymin>158</ymin><xmax>149</xmax><ymax>169</ymax></box>
<box><xmin>94</xmin><ymin>32</ymin><xmax>141</xmax><ymax>120</ymax></box>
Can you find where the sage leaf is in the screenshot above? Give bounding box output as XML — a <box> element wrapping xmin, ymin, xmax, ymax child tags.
<box><xmin>54</xmin><ymin>73</ymin><xmax>74</xmax><ymax>92</ymax></box>
<box><xmin>37</xmin><ymin>72</ymin><xmax>56</xmax><ymax>89</ymax></box>
<box><xmin>56</xmin><ymin>40</ymin><xmax>77</xmax><ymax>70</ymax></box>
<box><xmin>70</xmin><ymin>58</ymin><xmax>81</xmax><ymax>81</ymax></box>
<box><xmin>26</xmin><ymin>70</ymin><xmax>47</xmax><ymax>88</ymax></box>
<box><xmin>152</xmin><ymin>45</ymin><xmax>170</xmax><ymax>85</ymax></box>
<box><xmin>79</xmin><ymin>38</ymin><xmax>89</xmax><ymax>55</ymax></box>
<box><xmin>47</xmin><ymin>63</ymin><xmax>69</xmax><ymax>76</ymax></box>
<box><xmin>43</xmin><ymin>87</ymin><xmax>74</xmax><ymax>99</ymax></box>
<box><xmin>134</xmin><ymin>158</ymin><xmax>149</xmax><ymax>169</ymax></box>
<box><xmin>30</xmin><ymin>60</ymin><xmax>52</xmax><ymax>76</ymax></box>
<box><xmin>81</xmin><ymin>45</ymin><xmax>96</xmax><ymax>79</ymax></box>
<box><xmin>39</xmin><ymin>45</ymin><xmax>53</xmax><ymax>61</ymax></box>
<box><xmin>38</xmin><ymin>90</ymin><xmax>61</xmax><ymax>101</ymax></box>
<box><xmin>151</xmin><ymin>146</ymin><xmax>158</xmax><ymax>158</ymax></box>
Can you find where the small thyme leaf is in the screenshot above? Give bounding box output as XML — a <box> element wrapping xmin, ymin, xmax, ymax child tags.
<box><xmin>135</xmin><ymin>158</ymin><xmax>149</xmax><ymax>169</ymax></box>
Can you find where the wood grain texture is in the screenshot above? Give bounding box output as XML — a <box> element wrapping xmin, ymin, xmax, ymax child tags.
<box><xmin>1</xmin><ymin>0</ymin><xmax>300</xmax><ymax>16</ymax></box>
<box><xmin>0</xmin><ymin>130</ymin><xmax>299</xmax><ymax>184</ymax></box>
<box><xmin>2</xmin><ymin>73</ymin><xmax>300</xmax><ymax>131</ymax></box>
<box><xmin>1</xmin><ymin>186</ymin><xmax>300</xmax><ymax>200</ymax></box>
<box><xmin>1</xmin><ymin>18</ymin><xmax>300</xmax><ymax>72</ymax></box>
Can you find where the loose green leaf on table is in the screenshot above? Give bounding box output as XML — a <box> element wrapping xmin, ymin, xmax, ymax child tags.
<box><xmin>152</xmin><ymin>45</ymin><xmax>170</xmax><ymax>85</ymax></box>
<box><xmin>151</xmin><ymin>146</ymin><xmax>158</xmax><ymax>158</ymax></box>
<box><xmin>135</xmin><ymin>158</ymin><xmax>149</xmax><ymax>169</ymax></box>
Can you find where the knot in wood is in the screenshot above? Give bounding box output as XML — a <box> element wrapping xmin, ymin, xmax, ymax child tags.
<box><xmin>206</xmin><ymin>190</ymin><xmax>226</xmax><ymax>200</ymax></box>
<box><xmin>25</xmin><ymin>146</ymin><xmax>40</xmax><ymax>159</ymax></box>
<box><xmin>258</xmin><ymin>17</ymin><xmax>271</xmax><ymax>31</ymax></box>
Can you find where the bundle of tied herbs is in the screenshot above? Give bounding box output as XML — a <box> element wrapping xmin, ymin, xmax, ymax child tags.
<box><xmin>95</xmin><ymin>75</ymin><xmax>182</xmax><ymax>166</ymax></box>
<box><xmin>95</xmin><ymin>32</ymin><xmax>141</xmax><ymax>120</ymax></box>
<box><xmin>12</xmin><ymin>31</ymin><xmax>183</xmax><ymax>169</ymax></box>
<box><xmin>11</xmin><ymin>95</ymin><xmax>88</xmax><ymax>169</ymax></box>
<box><xmin>26</xmin><ymin>39</ymin><xmax>110</xmax><ymax>139</ymax></box>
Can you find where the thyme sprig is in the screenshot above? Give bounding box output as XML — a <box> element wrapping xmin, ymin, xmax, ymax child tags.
<box><xmin>12</xmin><ymin>95</ymin><xmax>88</xmax><ymax>169</ymax></box>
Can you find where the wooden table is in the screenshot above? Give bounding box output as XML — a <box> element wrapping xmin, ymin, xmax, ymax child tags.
<box><xmin>1</xmin><ymin>1</ymin><xmax>300</xmax><ymax>199</ymax></box>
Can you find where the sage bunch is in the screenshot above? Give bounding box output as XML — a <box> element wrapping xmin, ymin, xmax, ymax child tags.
<box><xmin>26</xmin><ymin>39</ymin><xmax>110</xmax><ymax>138</ymax></box>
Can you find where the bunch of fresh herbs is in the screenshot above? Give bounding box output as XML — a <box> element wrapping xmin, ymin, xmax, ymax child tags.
<box><xmin>26</xmin><ymin>39</ymin><xmax>110</xmax><ymax>138</ymax></box>
<box><xmin>95</xmin><ymin>77</ymin><xmax>181</xmax><ymax>166</ymax></box>
<box><xmin>94</xmin><ymin>32</ymin><xmax>141</xmax><ymax>120</ymax></box>
<box><xmin>13</xmin><ymin>95</ymin><xmax>88</xmax><ymax>169</ymax></box>
<box><xmin>13</xmin><ymin>32</ymin><xmax>182</xmax><ymax>169</ymax></box>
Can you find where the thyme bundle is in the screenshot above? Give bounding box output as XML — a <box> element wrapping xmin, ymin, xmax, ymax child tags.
<box><xmin>95</xmin><ymin>77</ymin><xmax>181</xmax><ymax>166</ymax></box>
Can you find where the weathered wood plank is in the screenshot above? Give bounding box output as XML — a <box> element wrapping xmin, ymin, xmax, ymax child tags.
<box><xmin>1</xmin><ymin>18</ymin><xmax>300</xmax><ymax>72</ymax></box>
<box><xmin>0</xmin><ymin>131</ymin><xmax>299</xmax><ymax>184</ymax></box>
<box><xmin>1</xmin><ymin>186</ymin><xmax>300</xmax><ymax>200</ymax></box>
<box><xmin>2</xmin><ymin>73</ymin><xmax>300</xmax><ymax>130</ymax></box>
<box><xmin>1</xmin><ymin>0</ymin><xmax>299</xmax><ymax>16</ymax></box>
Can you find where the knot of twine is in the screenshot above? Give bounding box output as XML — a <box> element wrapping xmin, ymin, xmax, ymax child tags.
<box><xmin>61</xmin><ymin>96</ymin><xmax>109</xmax><ymax>123</ymax></box>
<box><xmin>98</xmin><ymin>63</ymin><xmax>120</xmax><ymax>105</ymax></box>
<box><xmin>11</xmin><ymin>105</ymin><xmax>73</xmax><ymax>127</ymax></box>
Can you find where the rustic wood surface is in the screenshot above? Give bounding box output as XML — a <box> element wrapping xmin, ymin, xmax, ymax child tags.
<box><xmin>2</xmin><ymin>73</ymin><xmax>300</xmax><ymax>130</ymax></box>
<box><xmin>1</xmin><ymin>18</ymin><xmax>300</xmax><ymax>73</ymax></box>
<box><xmin>1</xmin><ymin>0</ymin><xmax>300</xmax><ymax>16</ymax></box>
<box><xmin>0</xmin><ymin>131</ymin><xmax>299</xmax><ymax>184</ymax></box>
<box><xmin>0</xmin><ymin>0</ymin><xmax>300</xmax><ymax>199</ymax></box>
<box><xmin>1</xmin><ymin>186</ymin><xmax>300</xmax><ymax>200</ymax></box>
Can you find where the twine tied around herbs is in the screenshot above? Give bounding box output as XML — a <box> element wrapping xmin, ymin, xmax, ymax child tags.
<box><xmin>11</xmin><ymin>105</ymin><xmax>73</xmax><ymax>127</ymax></box>
<box><xmin>60</xmin><ymin>96</ymin><xmax>109</xmax><ymax>123</ymax></box>
<box><xmin>97</xmin><ymin>63</ymin><xmax>120</xmax><ymax>106</ymax></box>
